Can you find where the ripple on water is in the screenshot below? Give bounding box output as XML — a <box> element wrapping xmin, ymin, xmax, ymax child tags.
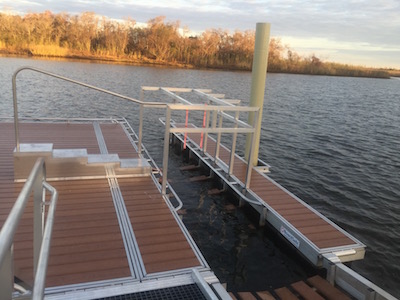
<box><xmin>1</xmin><ymin>59</ymin><xmax>399</xmax><ymax>297</ymax></box>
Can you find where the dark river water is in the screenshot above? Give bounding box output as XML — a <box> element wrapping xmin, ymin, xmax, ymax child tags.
<box><xmin>1</xmin><ymin>57</ymin><xmax>399</xmax><ymax>297</ymax></box>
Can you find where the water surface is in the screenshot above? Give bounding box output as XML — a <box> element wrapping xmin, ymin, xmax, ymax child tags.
<box><xmin>1</xmin><ymin>57</ymin><xmax>399</xmax><ymax>296</ymax></box>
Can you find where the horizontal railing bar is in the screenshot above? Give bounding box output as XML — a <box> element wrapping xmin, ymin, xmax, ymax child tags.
<box><xmin>142</xmin><ymin>87</ymin><xmax>214</xmax><ymax>94</ymax></box>
<box><xmin>218</xmin><ymin>111</ymin><xmax>253</xmax><ymax>129</ymax></box>
<box><xmin>208</xmin><ymin>93</ymin><xmax>225</xmax><ymax>98</ymax></box>
<box><xmin>141</xmin><ymin>86</ymin><xmax>162</xmax><ymax>91</ymax></box>
<box><xmin>13</xmin><ymin>67</ymin><xmax>164</xmax><ymax>107</ymax></box>
<box><xmin>12</xmin><ymin>67</ymin><xmax>169</xmax><ymax>151</ymax></box>
<box><xmin>33</xmin><ymin>181</ymin><xmax>58</xmax><ymax>300</ymax></box>
<box><xmin>142</xmin><ymin>103</ymin><xmax>169</xmax><ymax>108</ymax></box>
<box><xmin>161</xmin><ymin>88</ymin><xmax>193</xmax><ymax>106</ymax></box>
<box><xmin>223</xmin><ymin>99</ymin><xmax>241</xmax><ymax>105</ymax></box>
<box><xmin>170</xmin><ymin>127</ymin><xmax>254</xmax><ymax>134</ymax></box>
<box><xmin>162</xmin><ymin>87</ymin><xmax>193</xmax><ymax>93</ymax></box>
<box><xmin>168</xmin><ymin>103</ymin><xmax>259</xmax><ymax>112</ymax></box>
<box><xmin>195</xmin><ymin>88</ymin><xmax>213</xmax><ymax>93</ymax></box>
<box><xmin>194</xmin><ymin>89</ymin><xmax>235</xmax><ymax>107</ymax></box>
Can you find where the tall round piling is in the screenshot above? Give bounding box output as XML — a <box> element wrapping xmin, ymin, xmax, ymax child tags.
<box><xmin>245</xmin><ymin>23</ymin><xmax>271</xmax><ymax>166</ymax></box>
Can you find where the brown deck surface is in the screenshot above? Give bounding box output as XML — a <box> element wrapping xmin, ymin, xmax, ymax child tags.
<box><xmin>228</xmin><ymin>275</ymin><xmax>352</xmax><ymax>299</ymax></box>
<box><xmin>119</xmin><ymin>177</ymin><xmax>201</xmax><ymax>274</ymax></box>
<box><xmin>0</xmin><ymin>121</ymin><xmax>201</xmax><ymax>289</ymax></box>
<box><xmin>179</xmin><ymin>128</ymin><xmax>357</xmax><ymax>250</ymax></box>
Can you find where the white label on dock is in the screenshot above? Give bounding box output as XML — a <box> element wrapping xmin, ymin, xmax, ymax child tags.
<box><xmin>280</xmin><ymin>226</ymin><xmax>300</xmax><ymax>248</ymax></box>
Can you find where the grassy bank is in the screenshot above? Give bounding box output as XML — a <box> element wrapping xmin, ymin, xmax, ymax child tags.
<box><xmin>2</xmin><ymin>47</ymin><xmax>395</xmax><ymax>80</ymax></box>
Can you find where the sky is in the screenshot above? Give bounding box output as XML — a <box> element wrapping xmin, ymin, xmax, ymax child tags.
<box><xmin>1</xmin><ymin>0</ymin><xmax>399</xmax><ymax>69</ymax></box>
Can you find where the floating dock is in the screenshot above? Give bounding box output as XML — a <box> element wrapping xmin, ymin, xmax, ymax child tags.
<box><xmin>0</xmin><ymin>120</ymin><xmax>228</xmax><ymax>299</ymax></box>
<box><xmin>0</xmin><ymin>67</ymin><xmax>397</xmax><ymax>299</ymax></box>
<box><xmin>151</xmin><ymin>86</ymin><xmax>365</xmax><ymax>267</ymax></box>
<box><xmin>151</xmin><ymin>86</ymin><xmax>396</xmax><ymax>300</ymax></box>
<box><xmin>171</xmin><ymin>124</ymin><xmax>365</xmax><ymax>265</ymax></box>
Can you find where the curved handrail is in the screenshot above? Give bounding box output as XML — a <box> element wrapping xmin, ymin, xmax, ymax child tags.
<box><xmin>12</xmin><ymin>66</ymin><xmax>168</xmax><ymax>151</ymax></box>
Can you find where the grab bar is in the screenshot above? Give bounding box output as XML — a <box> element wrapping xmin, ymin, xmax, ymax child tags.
<box><xmin>0</xmin><ymin>158</ymin><xmax>58</xmax><ymax>299</ymax></box>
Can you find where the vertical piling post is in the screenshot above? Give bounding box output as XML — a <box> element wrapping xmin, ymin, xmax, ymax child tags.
<box><xmin>245</xmin><ymin>22</ymin><xmax>271</xmax><ymax>166</ymax></box>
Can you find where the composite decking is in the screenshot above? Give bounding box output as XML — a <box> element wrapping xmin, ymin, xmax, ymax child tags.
<box><xmin>174</xmin><ymin>126</ymin><xmax>365</xmax><ymax>265</ymax></box>
<box><xmin>0</xmin><ymin>121</ymin><xmax>202</xmax><ymax>290</ymax></box>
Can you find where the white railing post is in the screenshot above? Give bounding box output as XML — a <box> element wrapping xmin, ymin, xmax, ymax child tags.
<box><xmin>162</xmin><ymin>106</ymin><xmax>172</xmax><ymax>196</ymax></box>
<box><xmin>138</xmin><ymin>104</ymin><xmax>144</xmax><ymax>155</ymax></box>
<box><xmin>245</xmin><ymin>109</ymin><xmax>260</xmax><ymax>189</ymax></box>
<box><xmin>214</xmin><ymin>112</ymin><xmax>223</xmax><ymax>162</ymax></box>
<box><xmin>229</xmin><ymin>111</ymin><xmax>239</xmax><ymax>176</ymax></box>
<box><xmin>210</xmin><ymin>109</ymin><xmax>218</xmax><ymax>161</ymax></box>
<box><xmin>202</xmin><ymin>102</ymin><xmax>210</xmax><ymax>153</ymax></box>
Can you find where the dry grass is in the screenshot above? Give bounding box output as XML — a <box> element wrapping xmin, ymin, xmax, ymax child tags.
<box><xmin>29</xmin><ymin>45</ymin><xmax>69</xmax><ymax>57</ymax></box>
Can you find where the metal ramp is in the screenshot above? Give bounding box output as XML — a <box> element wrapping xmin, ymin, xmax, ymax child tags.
<box><xmin>139</xmin><ymin>86</ymin><xmax>366</xmax><ymax>267</ymax></box>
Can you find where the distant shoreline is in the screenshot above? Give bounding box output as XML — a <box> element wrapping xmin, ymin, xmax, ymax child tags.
<box><xmin>1</xmin><ymin>11</ymin><xmax>398</xmax><ymax>80</ymax></box>
<box><xmin>1</xmin><ymin>49</ymin><xmax>398</xmax><ymax>79</ymax></box>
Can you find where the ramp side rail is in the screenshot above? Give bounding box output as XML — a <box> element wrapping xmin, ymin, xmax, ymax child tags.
<box><xmin>0</xmin><ymin>158</ymin><xmax>58</xmax><ymax>300</ymax></box>
<box><xmin>161</xmin><ymin>103</ymin><xmax>260</xmax><ymax>196</ymax></box>
<box><xmin>12</xmin><ymin>67</ymin><xmax>260</xmax><ymax>205</ymax></box>
<box><xmin>323</xmin><ymin>254</ymin><xmax>397</xmax><ymax>300</ymax></box>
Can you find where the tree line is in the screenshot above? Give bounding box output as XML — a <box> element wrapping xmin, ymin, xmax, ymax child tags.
<box><xmin>0</xmin><ymin>11</ymin><xmax>390</xmax><ymax>78</ymax></box>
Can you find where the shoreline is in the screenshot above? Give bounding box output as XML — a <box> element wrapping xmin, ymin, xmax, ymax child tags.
<box><xmin>1</xmin><ymin>50</ymin><xmax>398</xmax><ymax>79</ymax></box>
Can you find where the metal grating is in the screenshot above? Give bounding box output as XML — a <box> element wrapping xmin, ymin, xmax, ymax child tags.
<box><xmin>96</xmin><ymin>284</ymin><xmax>208</xmax><ymax>300</ymax></box>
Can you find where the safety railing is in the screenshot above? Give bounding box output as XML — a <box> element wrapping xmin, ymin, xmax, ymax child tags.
<box><xmin>161</xmin><ymin>103</ymin><xmax>260</xmax><ymax>196</ymax></box>
<box><xmin>12</xmin><ymin>67</ymin><xmax>167</xmax><ymax>154</ymax></box>
<box><xmin>12</xmin><ymin>67</ymin><xmax>261</xmax><ymax>204</ymax></box>
<box><xmin>0</xmin><ymin>158</ymin><xmax>58</xmax><ymax>300</ymax></box>
<box><xmin>322</xmin><ymin>254</ymin><xmax>397</xmax><ymax>300</ymax></box>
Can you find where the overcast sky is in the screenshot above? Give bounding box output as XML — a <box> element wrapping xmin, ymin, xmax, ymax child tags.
<box><xmin>1</xmin><ymin>0</ymin><xmax>399</xmax><ymax>68</ymax></box>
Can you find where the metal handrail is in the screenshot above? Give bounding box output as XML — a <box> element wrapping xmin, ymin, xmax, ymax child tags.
<box><xmin>0</xmin><ymin>158</ymin><xmax>58</xmax><ymax>299</ymax></box>
<box><xmin>322</xmin><ymin>254</ymin><xmax>397</xmax><ymax>300</ymax></box>
<box><xmin>12</xmin><ymin>67</ymin><xmax>261</xmax><ymax>205</ymax></box>
<box><xmin>12</xmin><ymin>66</ymin><xmax>168</xmax><ymax>152</ymax></box>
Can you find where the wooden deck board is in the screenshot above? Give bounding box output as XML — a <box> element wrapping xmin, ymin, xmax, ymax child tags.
<box><xmin>213</xmin><ymin>137</ymin><xmax>355</xmax><ymax>250</ymax></box>
<box><xmin>1</xmin><ymin>121</ymin><xmax>202</xmax><ymax>290</ymax></box>
<box><xmin>100</xmin><ymin>123</ymin><xmax>139</xmax><ymax>159</ymax></box>
<box><xmin>118</xmin><ymin>177</ymin><xmax>201</xmax><ymax>274</ymax></box>
<box><xmin>291</xmin><ymin>280</ymin><xmax>324</xmax><ymax>300</ymax></box>
<box><xmin>307</xmin><ymin>275</ymin><xmax>351</xmax><ymax>300</ymax></box>
<box><xmin>179</xmin><ymin>128</ymin><xmax>359</xmax><ymax>251</ymax></box>
<box><xmin>237</xmin><ymin>292</ymin><xmax>257</xmax><ymax>300</ymax></box>
<box><xmin>274</xmin><ymin>287</ymin><xmax>298</xmax><ymax>300</ymax></box>
<box><xmin>256</xmin><ymin>291</ymin><xmax>276</xmax><ymax>300</ymax></box>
